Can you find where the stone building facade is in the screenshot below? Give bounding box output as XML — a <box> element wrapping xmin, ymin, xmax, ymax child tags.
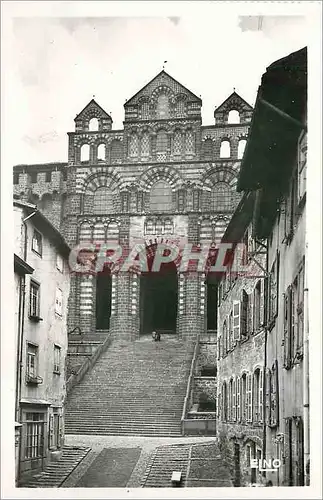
<box><xmin>216</xmin><ymin>192</ymin><xmax>267</xmax><ymax>486</ymax></box>
<box><xmin>13</xmin><ymin>70</ymin><xmax>252</xmax><ymax>342</ymax></box>
<box><xmin>14</xmin><ymin>201</ymin><xmax>70</xmax><ymax>482</ymax></box>
<box><xmin>237</xmin><ymin>47</ymin><xmax>308</xmax><ymax>486</ymax></box>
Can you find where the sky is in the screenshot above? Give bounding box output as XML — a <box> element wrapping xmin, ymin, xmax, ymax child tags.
<box><xmin>5</xmin><ymin>10</ymin><xmax>313</xmax><ymax>166</ymax></box>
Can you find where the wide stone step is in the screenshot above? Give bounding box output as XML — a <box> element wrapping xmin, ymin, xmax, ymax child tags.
<box><xmin>66</xmin><ymin>338</ymin><xmax>194</xmax><ymax>438</ymax></box>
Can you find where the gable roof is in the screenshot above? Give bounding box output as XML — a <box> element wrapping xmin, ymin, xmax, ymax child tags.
<box><xmin>125</xmin><ymin>70</ymin><xmax>202</xmax><ymax>106</ymax></box>
<box><xmin>75</xmin><ymin>99</ymin><xmax>112</xmax><ymax>121</ymax></box>
<box><xmin>214</xmin><ymin>91</ymin><xmax>253</xmax><ymax>113</ymax></box>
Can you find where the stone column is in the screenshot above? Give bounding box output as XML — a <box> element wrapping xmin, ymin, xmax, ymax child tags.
<box><xmin>109</xmin><ymin>272</ymin><xmax>138</xmax><ymax>341</ymax></box>
<box><xmin>177</xmin><ymin>271</ymin><xmax>205</xmax><ymax>341</ymax></box>
<box><xmin>79</xmin><ymin>274</ymin><xmax>95</xmax><ymax>334</ymax></box>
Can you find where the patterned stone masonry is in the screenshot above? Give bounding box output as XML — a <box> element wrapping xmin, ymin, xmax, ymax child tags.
<box><xmin>13</xmin><ymin>70</ymin><xmax>253</xmax><ymax>342</ymax></box>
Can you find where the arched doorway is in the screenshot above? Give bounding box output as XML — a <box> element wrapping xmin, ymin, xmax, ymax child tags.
<box><xmin>96</xmin><ymin>266</ymin><xmax>112</xmax><ymax>330</ymax></box>
<box><xmin>139</xmin><ymin>245</ymin><xmax>178</xmax><ymax>335</ymax></box>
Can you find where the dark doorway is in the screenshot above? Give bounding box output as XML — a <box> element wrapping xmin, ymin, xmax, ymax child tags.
<box><xmin>207</xmin><ymin>278</ymin><xmax>218</xmax><ymax>330</ymax></box>
<box><xmin>96</xmin><ymin>267</ymin><xmax>112</xmax><ymax>330</ymax></box>
<box><xmin>233</xmin><ymin>443</ymin><xmax>241</xmax><ymax>487</ymax></box>
<box><xmin>140</xmin><ymin>263</ymin><xmax>178</xmax><ymax>335</ymax></box>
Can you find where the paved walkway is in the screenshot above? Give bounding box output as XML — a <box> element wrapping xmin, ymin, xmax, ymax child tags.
<box><xmin>62</xmin><ymin>434</ymin><xmax>217</xmax><ymax>488</ymax></box>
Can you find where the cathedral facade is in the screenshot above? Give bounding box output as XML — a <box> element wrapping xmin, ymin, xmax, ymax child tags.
<box><xmin>13</xmin><ymin>70</ymin><xmax>253</xmax><ymax>341</ymax></box>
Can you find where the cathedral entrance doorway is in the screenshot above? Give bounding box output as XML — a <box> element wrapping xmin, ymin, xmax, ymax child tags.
<box><xmin>139</xmin><ymin>248</ymin><xmax>178</xmax><ymax>335</ymax></box>
<box><xmin>96</xmin><ymin>266</ymin><xmax>112</xmax><ymax>330</ymax></box>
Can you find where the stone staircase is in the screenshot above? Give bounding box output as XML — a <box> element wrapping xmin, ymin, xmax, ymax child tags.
<box><xmin>19</xmin><ymin>446</ymin><xmax>91</xmax><ymax>488</ymax></box>
<box><xmin>142</xmin><ymin>442</ymin><xmax>233</xmax><ymax>488</ymax></box>
<box><xmin>65</xmin><ymin>335</ymin><xmax>194</xmax><ymax>436</ymax></box>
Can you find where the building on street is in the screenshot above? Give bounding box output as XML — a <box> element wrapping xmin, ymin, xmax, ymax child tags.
<box><xmin>14</xmin><ymin>200</ymin><xmax>71</xmax><ymax>483</ymax></box>
<box><xmin>236</xmin><ymin>46</ymin><xmax>308</xmax><ymax>486</ymax></box>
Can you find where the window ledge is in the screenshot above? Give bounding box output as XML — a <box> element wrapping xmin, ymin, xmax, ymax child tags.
<box><xmin>26</xmin><ymin>375</ymin><xmax>43</xmax><ymax>385</ymax></box>
<box><xmin>31</xmin><ymin>249</ymin><xmax>42</xmax><ymax>258</ymax></box>
<box><xmin>29</xmin><ymin>315</ymin><xmax>43</xmax><ymax>322</ymax></box>
<box><xmin>53</xmin><ymin>371</ymin><xmax>61</xmax><ymax>376</ymax></box>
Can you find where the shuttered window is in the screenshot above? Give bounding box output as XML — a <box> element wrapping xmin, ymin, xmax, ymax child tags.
<box><xmin>233</xmin><ymin>300</ymin><xmax>240</xmax><ymax>343</ymax></box>
<box><xmin>246</xmin><ymin>373</ymin><xmax>252</xmax><ymax>422</ymax></box>
<box><xmin>270</xmin><ymin>360</ymin><xmax>279</xmax><ymax>427</ymax></box>
<box><xmin>283</xmin><ymin>286</ymin><xmax>292</xmax><ymax>369</ymax></box>
<box><xmin>236</xmin><ymin>376</ymin><xmax>241</xmax><ymax>422</ymax></box>
<box><xmin>232</xmin><ymin>378</ymin><xmax>236</xmax><ymax>421</ymax></box>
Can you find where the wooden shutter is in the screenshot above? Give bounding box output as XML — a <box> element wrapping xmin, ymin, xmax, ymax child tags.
<box><xmin>49</xmin><ymin>414</ymin><xmax>54</xmax><ymax>449</ymax></box>
<box><xmin>275</xmin><ymin>254</ymin><xmax>280</xmax><ymax>317</ymax></box>
<box><xmin>283</xmin><ymin>288</ymin><xmax>292</xmax><ymax>369</ymax></box>
<box><xmin>260</xmin><ymin>280</ymin><xmax>265</xmax><ymax>326</ymax></box>
<box><xmin>259</xmin><ymin>368</ymin><xmax>263</xmax><ymax>423</ymax></box>
<box><xmin>233</xmin><ymin>300</ymin><xmax>241</xmax><ymax>342</ymax></box>
<box><xmin>233</xmin><ymin>379</ymin><xmax>236</xmax><ymax>421</ymax></box>
<box><xmin>247</xmin><ymin>373</ymin><xmax>253</xmax><ymax>422</ymax></box>
<box><xmin>265</xmin><ymin>368</ymin><xmax>271</xmax><ymax>426</ymax></box>
<box><xmin>236</xmin><ymin>377</ymin><xmax>241</xmax><ymax>422</ymax></box>
<box><xmin>270</xmin><ymin>360</ymin><xmax>279</xmax><ymax>427</ymax></box>
<box><xmin>58</xmin><ymin>415</ymin><xmax>64</xmax><ymax>448</ymax></box>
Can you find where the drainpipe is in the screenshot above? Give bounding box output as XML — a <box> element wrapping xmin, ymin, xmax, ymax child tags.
<box><xmin>303</xmin><ymin>241</ymin><xmax>309</xmax><ymax>485</ymax></box>
<box><xmin>262</xmin><ymin>236</ymin><xmax>269</xmax><ymax>478</ymax></box>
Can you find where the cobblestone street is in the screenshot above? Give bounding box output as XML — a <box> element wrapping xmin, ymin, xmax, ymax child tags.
<box><xmin>60</xmin><ymin>434</ymin><xmax>230</xmax><ymax>488</ymax></box>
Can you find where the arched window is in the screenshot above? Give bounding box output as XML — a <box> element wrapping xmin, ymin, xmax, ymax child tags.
<box><xmin>129</xmin><ymin>134</ymin><xmax>139</xmax><ymax>157</ymax></box>
<box><xmin>121</xmin><ymin>192</ymin><xmax>129</xmax><ymax>213</ymax></box>
<box><xmin>110</xmin><ymin>140</ymin><xmax>123</xmax><ymax>163</ymax></box>
<box><xmin>193</xmin><ymin>190</ymin><xmax>200</xmax><ymax>211</ymax></box>
<box><xmin>81</xmin><ymin>144</ymin><xmax>90</xmax><ymax>162</ymax></box>
<box><xmin>185</xmin><ymin>130</ymin><xmax>194</xmax><ymax>154</ymax></box>
<box><xmin>97</xmin><ymin>144</ymin><xmax>106</xmax><ymax>161</ymax></box>
<box><xmin>156</xmin><ymin>93</ymin><xmax>169</xmax><ymax>118</ymax></box>
<box><xmin>150</xmin><ymin>180</ymin><xmax>172</xmax><ymax>212</ymax></box>
<box><xmin>176</xmin><ymin>99</ymin><xmax>185</xmax><ymax>117</ymax></box>
<box><xmin>141</xmin><ymin>101</ymin><xmax>149</xmax><ymax>120</ymax></box>
<box><xmin>228</xmin><ymin>110</ymin><xmax>240</xmax><ymax>124</ymax></box>
<box><xmin>211</xmin><ymin>182</ymin><xmax>232</xmax><ymax>211</ymax></box>
<box><xmin>141</xmin><ymin>133</ymin><xmax>150</xmax><ymax>157</ymax></box>
<box><xmin>238</xmin><ymin>139</ymin><xmax>247</xmax><ymax>159</ymax></box>
<box><xmin>173</xmin><ymin>130</ymin><xmax>182</xmax><ymax>156</ymax></box>
<box><xmin>89</xmin><ymin>118</ymin><xmax>99</xmax><ymax>131</ymax></box>
<box><xmin>93</xmin><ymin>187</ymin><xmax>113</xmax><ymax>214</ymax></box>
<box><xmin>203</xmin><ymin>138</ymin><xmax>213</xmax><ymax>159</ymax></box>
<box><xmin>177</xmin><ymin>189</ymin><xmax>185</xmax><ymax>211</ymax></box>
<box><xmin>156</xmin><ymin>130</ymin><xmax>168</xmax><ymax>154</ymax></box>
<box><xmin>220</xmin><ymin>140</ymin><xmax>231</xmax><ymax>158</ymax></box>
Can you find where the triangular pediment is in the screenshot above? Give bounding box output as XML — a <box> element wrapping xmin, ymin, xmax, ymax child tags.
<box><xmin>125</xmin><ymin>70</ymin><xmax>202</xmax><ymax>107</ymax></box>
<box><xmin>214</xmin><ymin>92</ymin><xmax>253</xmax><ymax>114</ymax></box>
<box><xmin>75</xmin><ymin>99</ymin><xmax>112</xmax><ymax>121</ymax></box>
